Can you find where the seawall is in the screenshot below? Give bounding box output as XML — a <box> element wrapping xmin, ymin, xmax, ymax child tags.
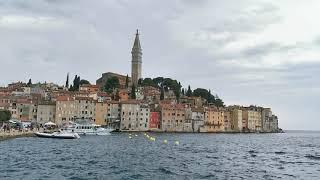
<box><xmin>0</xmin><ymin>131</ymin><xmax>35</xmax><ymax>141</ymax></box>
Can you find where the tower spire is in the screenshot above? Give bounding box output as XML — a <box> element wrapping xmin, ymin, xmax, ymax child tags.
<box><xmin>131</xmin><ymin>29</ymin><xmax>142</xmax><ymax>86</ymax></box>
<box><xmin>133</xmin><ymin>29</ymin><xmax>141</xmax><ymax>50</ymax></box>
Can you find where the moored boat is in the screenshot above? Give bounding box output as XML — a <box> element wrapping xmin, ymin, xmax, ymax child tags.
<box><xmin>34</xmin><ymin>131</ymin><xmax>80</xmax><ymax>139</ymax></box>
<box><xmin>64</xmin><ymin>122</ymin><xmax>114</xmax><ymax>136</ymax></box>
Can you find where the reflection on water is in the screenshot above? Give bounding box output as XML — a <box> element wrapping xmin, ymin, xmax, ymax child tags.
<box><xmin>1</xmin><ymin>132</ymin><xmax>320</xmax><ymax>179</ymax></box>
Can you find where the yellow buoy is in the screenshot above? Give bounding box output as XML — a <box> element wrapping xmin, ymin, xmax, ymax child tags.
<box><xmin>150</xmin><ymin>137</ymin><xmax>156</xmax><ymax>141</ymax></box>
<box><xmin>129</xmin><ymin>136</ymin><xmax>132</xmax><ymax>139</ymax></box>
<box><xmin>163</xmin><ymin>140</ymin><xmax>168</xmax><ymax>144</ymax></box>
<box><xmin>135</xmin><ymin>134</ymin><xmax>138</xmax><ymax>137</ymax></box>
<box><xmin>144</xmin><ymin>133</ymin><xmax>147</xmax><ymax>136</ymax></box>
<box><xmin>175</xmin><ymin>141</ymin><xmax>179</xmax><ymax>145</ymax></box>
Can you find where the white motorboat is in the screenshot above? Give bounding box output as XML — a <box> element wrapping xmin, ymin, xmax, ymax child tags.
<box><xmin>64</xmin><ymin>122</ymin><xmax>114</xmax><ymax>136</ymax></box>
<box><xmin>34</xmin><ymin>131</ymin><xmax>80</xmax><ymax>139</ymax></box>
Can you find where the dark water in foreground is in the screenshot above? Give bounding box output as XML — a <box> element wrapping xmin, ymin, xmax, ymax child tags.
<box><xmin>1</xmin><ymin>132</ymin><xmax>320</xmax><ymax>180</ymax></box>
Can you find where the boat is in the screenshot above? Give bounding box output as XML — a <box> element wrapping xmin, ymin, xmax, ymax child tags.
<box><xmin>34</xmin><ymin>131</ymin><xmax>80</xmax><ymax>139</ymax></box>
<box><xmin>64</xmin><ymin>122</ymin><xmax>114</xmax><ymax>136</ymax></box>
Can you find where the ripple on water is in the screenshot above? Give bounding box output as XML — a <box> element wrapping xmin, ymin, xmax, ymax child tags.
<box><xmin>305</xmin><ymin>154</ymin><xmax>320</xmax><ymax>160</ymax></box>
<box><xmin>158</xmin><ymin>167</ymin><xmax>177</xmax><ymax>175</ymax></box>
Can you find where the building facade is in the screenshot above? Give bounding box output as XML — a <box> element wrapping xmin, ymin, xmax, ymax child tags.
<box><xmin>37</xmin><ymin>103</ymin><xmax>56</xmax><ymax>125</ymax></box>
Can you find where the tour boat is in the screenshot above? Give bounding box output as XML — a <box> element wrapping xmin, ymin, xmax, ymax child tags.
<box><xmin>34</xmin><ymin>131</ymin><xmax>80</xmax><ymax>139</ymax></box>
<box><xmin>64</xmin><ymin>122</ymin><xmax>114</xmax><ymax>136</ymax></box>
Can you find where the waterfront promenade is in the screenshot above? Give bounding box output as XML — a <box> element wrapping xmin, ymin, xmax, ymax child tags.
<box><xmin>0</xmin><ymin>129</ymin><xmax>36</xmax><ymax>141</ymax></box>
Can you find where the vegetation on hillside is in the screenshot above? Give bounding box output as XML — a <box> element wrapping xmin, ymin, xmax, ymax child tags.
<box><xmin>0</xmin><ymin>110</ymin><xmax>11</xmax><ymax>123</ymax></box>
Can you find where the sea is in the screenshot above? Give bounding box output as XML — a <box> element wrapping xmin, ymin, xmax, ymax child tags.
<box><xmin>1</xmin><ymin>131</ymin><xmax>320</xmax><ymax>180</ymax></box>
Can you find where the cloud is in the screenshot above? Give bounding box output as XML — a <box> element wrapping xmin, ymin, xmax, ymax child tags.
<box><xmin>0</xmin><ymin>0</ymin><xmax>319</xmax><ymax>130</ymax></box>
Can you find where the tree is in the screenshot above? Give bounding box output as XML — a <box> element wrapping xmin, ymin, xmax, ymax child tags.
<box><xmin>215</xmin><ymin>96</ymin><xmax>225</xmax><ymax>107</ymax></box>
<box><xmin>153</xmin><ymin>77</ymin><xmax>164</xmax><ymax>87</ymax></box>
<box><xmin>65</xmin><ymin>73</ymin><xmax>69</xmax><ymax>88</ymax></box>
<box><xmin>186</xmin><ymin>85</ymin><xmax>193</xmax><ymax>97</ymax></box>
<box><xmin>131</xmin><ymin>84</ymin><xmax>136</xmax><ymax>99</ymax></box>
<box><xmin>27</xmin><ymin>79</ymin><xmax>32</xmax><ymax>87</ymax></box>
<box><xmin>193</xmin><ymin>88</ymin><xmax>209</xmax><ymax>99</ymax></box>
<box><xmin>125</xmin><ymin>74</ymin><xmax>129</xmax><ymax>89</ymax></box>
<box><xmin>79</xmin><ymin>79</ymin><xmax>90</xmax><ymax>85</ymax></box>
<box><xmin>160</xmin><ymin>87</ymin><xmax>164</xmax><ymax>100</ymax></box>
<box><xmin>104</xmin><ymin>77</ymin><xmax>120</xmax><ymax>93</ymax></box>
<box><xmin>138</xmin><ymin>78</ymin><xmax>143</xmax><ymax>86</ymax></box>
<box><xmin>69</xmin><ymin>75</ymin><xmax>81</xmax><ymax>91</ymax></box>
<box><xmin>69</xmin><ymin>85</ymin><xmax>74</xmax><ymax>91</ymax></box>
<box><xmin>142</xmin><ymin>78</ymin><xmax>156</xmax><ymax>87</ymax></box>
<box><xmin>0</xmin><ymin>110</ymin><xmax>11</xmax><ymax>124</ymax></box>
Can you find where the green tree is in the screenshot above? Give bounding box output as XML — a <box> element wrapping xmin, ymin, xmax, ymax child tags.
<box><xmin>125</xmin><ymin>74</ymin><xmax>129</xmax><ymax>88</ymax></box>
<box><xmin>186</xmin><ymin>85</ymin><xmax>193</xmax><ymax>97</ymax></box>
<box><xmin>153</xmin><ymin>77</ymin><xmax>164</xmax><ymax>88</ymax></box>
<box><xmin>138</xmin><ymin>78</ymin><xmax>143</xmax><ymax>86</ymax></box>
<box><xmin>70</xmin><ymin>75</ymin><xmax>81</xmax><ymax>91</ymax></box>
<box><xmin>215</xmin><ymin>96</ymin><xmax>225</xmax><ymax>107</ymax></box>
<box><xmin>65</xmin><ymin>73</ymin><xmax>69</xmax><ymax>88</ymax></box>
<box><xmin>193</xmin><ymin>88</ymin><xmax>209</xmax><ymax>99</ymax></box>
<box><xmin>0</xmin><ymin>110</ymin><xmax>11</xmax><ymax>124</ymax></box>
<box><xmin>131</xmin><ymin>84</ymin><xmax>136</xmax><ymax>99</ymax></box>
<box><xmin>142</xmin><ymin>78</ymin><xmax>156</xmax><ymax>87</ymax></box>
<box><xmin>69</xmin><ymin>85</ymin><xmax>74</xmax><ymax>91</ymax></box>
<box><xmin>104</xmin><ymin>77</ymin><xmax>120</xmax><ymax>93</ymax></box>
<box><xmin>160</xmin><ymin>87</ymin><xmax>164</xmax><ymax>100</ymax></box>
<box><xmin>79</xmin><ymin>79</ymin><xmax>90</xmax><ymax>85</ymax></box>
<box><xmin>27</xmin><ymin>79</ymin><xmax>32</xmax><ymax>87</ymax></box>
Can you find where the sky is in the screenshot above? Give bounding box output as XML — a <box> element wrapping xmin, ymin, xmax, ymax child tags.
<box><xmin>0</xmin><ymin>0</ymin><xmax>319</xmax><ymax>130</ymax></box>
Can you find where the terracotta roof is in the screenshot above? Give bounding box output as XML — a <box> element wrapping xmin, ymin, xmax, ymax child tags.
<box><xmin>74</xmin><ymin>97</ymin><xmax>94</xmax><ymax>101</ymax></box>
<box><xmin>56</xmin><ymin>96</ymin><xmax>72</xmax><ymax>101</ymax></box>
<box><xmin>121</xmin><ymin>100</ymin><xmax>141</xmax><ymax>105</ymax></box>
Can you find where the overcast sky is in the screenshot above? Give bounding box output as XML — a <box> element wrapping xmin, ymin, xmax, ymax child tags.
<box><xmin>0</xmin><ymin>0</ymin><xmax>319</xmax><ymax>130</ymax></box>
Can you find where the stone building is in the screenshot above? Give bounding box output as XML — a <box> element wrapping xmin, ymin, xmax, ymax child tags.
<box><xmin>242</xmin><ymin>106</ymin><xmax>262</xmax><ymax>132</ymax></box>
<box><xmin>106</xmin><ymin>101</ymin><xmax>121</xmax><ymax>130</ymax></box>
<box><xmin>37</xmin><ymin>102</ymin><xmax>56</xmax><ymax>125</ymax></box>
<box><xmin>16</xmin><ymin>98</ymin><xmax>37</xmax><ymax>122</ymax></box>
<box><xmin>120</xmin><ymin>101</ymin><xmax>150</xmax><ymax>131</ymax></box>
<box><xmin>160</xmin><ymin>104</ymin><xmax>186</xmax><ymax>132</ymax></box>
<box><xmin>96</xmin><ymin>72</ymin><xmax>130</xmax><ymax>88</ymax></box>
<box><xmin>55</xmin><ymin>96</ymin><xmax>96</xmax><ymax>125</ymax></box>
<box><xmin>223</xmin><ymin>110</ymin><xmax>232</xmax><ymax>132</ymax></box>
<box><xmin>185</xmin><ymin>107</ymin><xmax>205</xmax><ymax>132</ymax></box>
<box><xmin>228</xmin><ymin>106</ymin><xmax>243</xmax><ymax>132</ymax></box>
<box><xmin>95</xmin><ymin>101</ymin><xmax>109</xmax><ymax>125</ymax></box>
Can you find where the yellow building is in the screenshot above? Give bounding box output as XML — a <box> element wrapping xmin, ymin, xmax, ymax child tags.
<box><xmin>95</xmin><ymin>102</ymin><xmax>108</xmax><ymax>125</ymax></box>
<box><xmin>200</xmin><ymin>107</ymin><xmax>224</xmax><ymax>132</ymax></box>
<box><xmin>242</xmin><ymin>106</ymin><xmax>262</xmax><ymax>132</ymax></box>
<box><xmin>228</xmin><ymin>106</ymin><xmax>243</xmax><ymax>132</ymax></box>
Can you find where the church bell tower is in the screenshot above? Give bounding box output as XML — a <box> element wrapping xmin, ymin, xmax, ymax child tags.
<box><xmin>131</xmin><ymin>29</ymin><xmax>142</xmax><ymax>86</ymax></box>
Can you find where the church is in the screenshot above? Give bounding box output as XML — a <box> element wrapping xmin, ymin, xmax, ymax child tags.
<box><xmin>96</xmin><ymin>30</ymin><xmax>142</xmax><ymax>88</ymax></box>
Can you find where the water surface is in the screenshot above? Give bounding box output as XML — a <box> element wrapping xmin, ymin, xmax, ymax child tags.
<box><xmin>1</xmin><ymin>132</ymin><xmax>320</xmax><ymax>179</ymax></box>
